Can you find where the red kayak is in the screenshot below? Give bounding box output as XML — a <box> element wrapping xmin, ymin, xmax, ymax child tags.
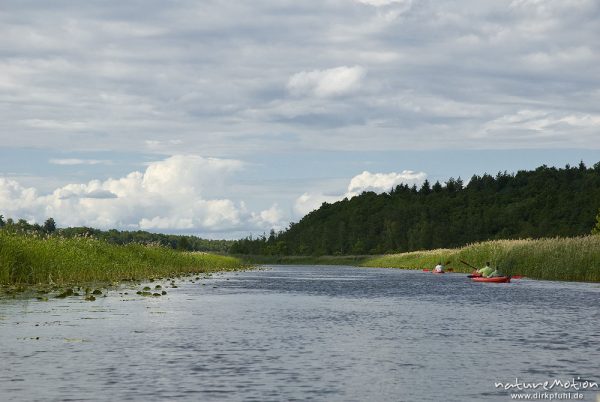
<box><xmin>471</xmin><ymin>276</ymin><xmax>511</xmax><ymax>283</ymax></box>
<box><xmin>422</xmin><ymin>269</ymin><xmax>431</xmax><ymax>272</ymax></box>
<box><xmin>432</xmin><ymin>271</ymin><xmax>445</xmax><ymax>274</ymax></box>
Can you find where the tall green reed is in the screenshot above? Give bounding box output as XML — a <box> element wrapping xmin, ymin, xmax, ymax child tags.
<box><xmin>363</xmin><ymin>236</ymin><xmax>600</xmax><ymax>282</ymax></box>
<box><xmin>0</xmin><ymin>231</ymin><xmax>244</xmax><ymax>286</ymax></box>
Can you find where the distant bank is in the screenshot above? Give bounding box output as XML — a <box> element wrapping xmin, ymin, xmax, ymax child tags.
<box><xmin>239</xmin><ymin>236</ymin><xmax>600</xmax><ymax>282</ymax></box>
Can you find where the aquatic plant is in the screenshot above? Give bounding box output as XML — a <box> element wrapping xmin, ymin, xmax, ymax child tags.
<box><xmin>363</xmin><ymin>236</ymin><xmax>600</xmax><ymax>282</ymax></box>
<box><xmin>0</xmin><ymin>231</ymin><xmax>244</xmax><ymax>286</ymax></box>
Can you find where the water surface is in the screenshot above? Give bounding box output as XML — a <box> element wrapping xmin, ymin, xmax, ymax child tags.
<box><xmin>1</xmin><ymin>265</ymin><xmax>599</xmax><ymax>401</ymax></box>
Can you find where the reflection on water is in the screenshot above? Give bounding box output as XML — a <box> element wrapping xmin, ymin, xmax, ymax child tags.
<box><xmin>1</xmin><ymin>265</ymin><xmax>599</xmax><ymax>401</ymax></box>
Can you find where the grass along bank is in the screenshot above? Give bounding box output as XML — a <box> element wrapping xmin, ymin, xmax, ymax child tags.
<box><xmin>0</xmin><ymin>231</ymin><xmax>244</xmax><ymax>287</ymax></box>
<box><xmin>240</xmin><ymin>236</ymin><xmax>600</xmax><ymax>282</ymax></box>
<box><xmin>362</xmin><ymin>236</ymin><xmax>600</xmax><ymax>282</ymax></box>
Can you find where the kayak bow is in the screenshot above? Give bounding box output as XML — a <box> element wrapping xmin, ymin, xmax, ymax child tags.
<box><xmin>471</xmin><ymin>276</ymin><xmax>511</xmax><ymax>283</ymax></box>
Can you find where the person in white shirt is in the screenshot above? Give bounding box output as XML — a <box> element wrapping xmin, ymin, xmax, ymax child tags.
<box><xmin>433</xmin><ymin>262</ymin><xmax>445</xmax><ymax>273</ymax></box>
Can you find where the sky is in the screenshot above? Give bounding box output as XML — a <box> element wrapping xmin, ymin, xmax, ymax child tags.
<box><xmin>1</xmin><ymin>0</ymin><xmax>599</xmax><ymax>239</ymax></box>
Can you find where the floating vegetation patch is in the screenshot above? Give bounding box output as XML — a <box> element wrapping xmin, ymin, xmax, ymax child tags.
<box><xmin>56</xmin><ymin>289</ymin><xmax>74</xmax><ymax>298</ymax></box>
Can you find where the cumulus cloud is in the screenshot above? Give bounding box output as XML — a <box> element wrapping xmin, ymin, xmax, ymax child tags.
<box><xmin>0</xmin><ymin>155</ymin><xmax>284</xmax><ymax>233</ymax></box>
<box><xmin>287</xmin><ymin>66</ymin><xmax>366</xmax><ymax>98</ymax></box>
<box><xmin>250</xmin><ymin>203</ymin><xmax>285</xmax><ymax>230</ymax></box>
<box><xmin>294</xmin><ymin>170</ymin><xmax>427</xmax><ymax>217</ymax></box>
<box><xmin>294</xmin><ymin>192</ymin><xmax>343</xmax><ymax>218</ymax></box>
<box><xmin>347</xmin><ymin>170</ymin><xmax>427</xmax><ymax>196</ymax></box>
<box><xmin>57</xmin><ymin>188</ymin><xmax>118</xmax><ymax>199</ymax></box>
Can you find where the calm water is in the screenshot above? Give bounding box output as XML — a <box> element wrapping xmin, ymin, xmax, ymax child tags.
<box><xmin>1</xmin><ymin>265</ymin><xmax>599</xmax><ymax>402</ymax></box>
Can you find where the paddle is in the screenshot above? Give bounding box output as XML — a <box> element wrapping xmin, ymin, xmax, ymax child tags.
<box><xmin>460</xmin><ymin>260</ymin><xmax>478</xmax><ymax>270</ymax></box>
<box><xmin>460</xmin><ymin>260</ymin><xmax>484</xmax><ymax>278</ymax></box>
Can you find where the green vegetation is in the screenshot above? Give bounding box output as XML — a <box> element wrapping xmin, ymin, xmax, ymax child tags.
<box><xmin>239</xmin><ymin>254</ymin><xmax>371</xmax><ymax>266</ymax></box>
<box><xmin>363</xmin><ymin>236</ymin><xmax>600</xmax><ymax>282</ymax></box>
<box><xmin>240</xmin><ymin>236</ymin><xmax>600</xmax><ymax>282</ymax></box>
<box><xmin>232</xmin><ymin>162</ymin><xmax>600</xmax><ymax>256</ymax></box>
<box><xmin>0</xmin><ymin>216</ymin><xmax>234</xmax><ymax>252</ymax></box>
<box><xmin>592</xmin><ymin>208</ymin><xmax>600</xmax><ymax>235</ymax></box>
<box><xmin>0</xmin><ymin>230</ymin><xmax>243</xmax><ymax>286</ymax></box>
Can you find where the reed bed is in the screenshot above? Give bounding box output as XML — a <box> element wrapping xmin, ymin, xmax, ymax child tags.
<box><xmin>363</xmin><ymin>236</ymin><xmax>600</xmax><ymax>282</ymax></box>
<box><xmin>0</xmin><ymin>231</ymin><xmax>244</xmax><ymax>286</ymax></box>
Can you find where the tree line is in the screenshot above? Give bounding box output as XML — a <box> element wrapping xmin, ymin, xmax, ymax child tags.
<box><xmin>231</xmin><ymin>161</ymin><xmax>600</xmax><ymax>256</ymax></box>
<box><xmin>0</xmin><ymin>216</ymin><xmax>233</xmax><ymax>253</ymax></box>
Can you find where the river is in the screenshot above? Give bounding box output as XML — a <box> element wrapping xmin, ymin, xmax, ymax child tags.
<box><xmin>1</xmin><ymin>265</ymin><xmax>599</xmax><ymax>401</ymax></box>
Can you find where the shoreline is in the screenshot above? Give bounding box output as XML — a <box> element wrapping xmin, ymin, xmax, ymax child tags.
<box><xmin>0</xmin><ymin>269</ymin><xmax>256</xmax><ymax>301</ymax></box>
<box><xmin>0</xmin><ymin>231</ymin><xmax>247</xmax><ymax>296</ymax></box>
<box><xmin>237</xmin><ymin>236</ymin><xmax>600</xmax><ymax>283</ymax></box>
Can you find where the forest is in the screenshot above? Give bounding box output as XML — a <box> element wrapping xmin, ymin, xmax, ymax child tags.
<box><xmin>231</xmin><ymin>162</ymin><xmax>600</xmax><ymax>256</ymax></box>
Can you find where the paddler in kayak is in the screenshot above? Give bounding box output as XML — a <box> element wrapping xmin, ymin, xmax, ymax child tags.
<box><xmin>433</xmin><ymin>262</ymin><xmax>445</xmax><ymax>273</ymax></box>
<box><xmin>477</xmin><ymin>262</ymin><xmax>494</xmax><ymax>278</ymax></box>
<box><xmin>487</xmin><ymin>266</ymin><xmax>505</xmax><ymax>278</ymax></box>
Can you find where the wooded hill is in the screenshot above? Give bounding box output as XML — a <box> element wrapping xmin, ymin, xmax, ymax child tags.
<box><xmin>231</xmin><ymin>162</ymin><xmax>600</xmax><ymax>255</ymax></box>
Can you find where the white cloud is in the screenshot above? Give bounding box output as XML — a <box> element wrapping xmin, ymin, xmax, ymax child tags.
<box><xmin>287</xmin><ymin>66</ymin><xmax>366</xmax><ymax>98</ymax></box>
<box><xmin>480</xmin><ymin>110</ymin><xmax>600</xmax><ymax>136</ymax></box>
<box><xmin>347</xmin><ymin>170</ymin><xmax>427</xmax><ymax>196</ymax></box>
<box><xmin>294</xmin><ymin>170</ymin><xmax>427</xmax><ymax>217</ymax></box>
<box><xmin>49</xmin><ymin>158</ymin><xmax>112</xmax><ymax>165</ymax></box>
<box><xmin>294</xmin><ymin>192</ymin><xmax>343</xmax><ymax>218</ymax></box>
<box><xmin>1</xmin><ymin>1</ymin><xmax>599</xmax><ymax>154</ymax></box>
<box><xmin>0</xmin><ymin>155</ymin><xmax>285</xmax><ymax>233</ymax></box>
<box><xmin>250</xmin><ymin>203</ymin><xmax>285</xmax><ymax>230</ymax></box>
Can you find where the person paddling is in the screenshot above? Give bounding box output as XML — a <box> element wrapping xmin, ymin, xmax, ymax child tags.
<box><xmin>477</xmin><ymin>262</ymin><xmax>494</xmax><ymax>278</ymax></box>
<box><xmin>487</xmin><ymin>266</ymin><xmax>505</xmax><ymax>278</ymax></box>
<box><xmin>433</xmin><ymin>262</ymin><xmax>445</xmax><ymax>273</ymax></box>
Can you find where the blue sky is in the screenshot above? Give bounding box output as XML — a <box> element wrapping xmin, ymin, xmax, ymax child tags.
<box><xmin>1</xmin><ymin>0</ymin><xmax>599</xmax><ymax>238</ymax></box>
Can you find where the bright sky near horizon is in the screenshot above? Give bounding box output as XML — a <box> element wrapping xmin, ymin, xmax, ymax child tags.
<box><xmin>1</xmin><ymin>0</ymin><xmax>599</xmax><ymax>239</ymax></box>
